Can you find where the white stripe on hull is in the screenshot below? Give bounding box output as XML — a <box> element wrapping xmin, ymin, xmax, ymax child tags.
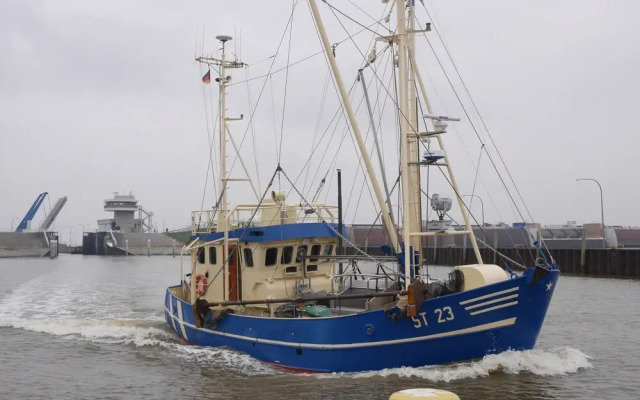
<box><xmin>465</xmin><ymin>294</ymin><xmax>519</xmax><ymax>311</ymax></box>
<box><xmin>459</xmin><ymin>286</ymin><xmax>519</xmax><ymax>306</ymax></box>
<box><xmin>176</xmin><ymin>303</ymin><xmax>189</xmax><ymax>341</ymax></box>
<box><xmin>166</xmin><ymin>306</ymin><xmax>516</xmax><ymax>350</ymax></box>
<box><xmin>469</xmin><ymin>301</ymin><xmax>519</xmax><ymax>316</ymax></box>
<box><xmin>169</xmin><ymin>299</ymin><xmax>178</xmax><ymax>333</ymax></box>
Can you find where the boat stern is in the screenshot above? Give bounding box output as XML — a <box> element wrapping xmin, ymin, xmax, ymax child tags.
<box><xmin>165</xmin><ymin>284</ymin><xmax>196</xmax><ymax>342</ymax></box>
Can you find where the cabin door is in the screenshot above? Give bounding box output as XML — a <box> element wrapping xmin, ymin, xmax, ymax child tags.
<box><xmin>228</xmin><ymin>245</ymin><xmax>240</xmax><ymax>301</ymax></box>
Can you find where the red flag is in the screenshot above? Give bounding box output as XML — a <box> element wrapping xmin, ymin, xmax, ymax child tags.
<box><xmin>202</xmin><ymin>69</ymin><xmax>211</xmax><ymax>84</ymax></box>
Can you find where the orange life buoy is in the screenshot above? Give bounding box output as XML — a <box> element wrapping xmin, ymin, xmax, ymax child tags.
<box><xmin>195</xmin><ymin>274</ymin><xmax>208</xmax><ymax>296</ymax></box>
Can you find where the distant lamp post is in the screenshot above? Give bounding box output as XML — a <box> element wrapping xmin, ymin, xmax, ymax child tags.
<box><xmin>462</xmin><ymin>194</ymin><xmax>485</xmax><ymax>226</ymax></box>
<box><xmin>577</xmin><ymin>178</ymin><xmax>606</xmax><ymax>248</ymax></box>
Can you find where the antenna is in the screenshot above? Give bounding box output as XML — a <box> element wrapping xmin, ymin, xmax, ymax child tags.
<box><xmin>216</xmin><ymin>35</ymin><xmax>233</xmax><ymax>43</ymax></box>
<box><xmin>216</xmin><ymin>35</ymin><xmax>233</xmax><ymax>57</ymax></box>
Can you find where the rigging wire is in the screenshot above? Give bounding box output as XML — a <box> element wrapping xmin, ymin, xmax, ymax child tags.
<box><xmin>319</xmin><ymin>2</ymin><xmax>399</xmax><ymax>228</ymax></box>
<box><xmin>279</xmin><ymin>167</ymin><xmax>397</xmax><ymax>273</ymax></box>
<box><xmin>277</xmin><ymin>0</ymin><xmax>299</xmax><ymax>164</ymax></box>
<box><xmin>244</xmin><ymin>67</ymin><xmax>262</xmax><ymax>191</ymax></box>
<box><xmin>423</xmin><ymin>0</ymin><xmax>549</xmax><ymax>258</ymax></box>
<box><xmin>222</xmin><ymin>4</ymin><xmax>389</xmax><ymax>205</ymax></box>
<box><xmin>309</xmin><ymin>51</ymin><xmax>394</xmax><ymax>212</ymax></box>
<box><xmin>300</xmin><ymin>71</ymin><xmax>331</xmax><ymax>198</ymax></box>
<box><xmin>412</xmin><ymin>72</ymin><xmax>535</xmax><ymax>266</ymax></box>
<box><xmin>415</xmin><ymin>25</ymin><xmax>535</xmax><ymax>242</ymax></box>
<box><xmin>411</xmin><ymin>54</ymin><xmax>524</xmax><ymax>252</ymax></box>
<box><xmin>199</xmin><ymin>64</ymin><xmax>220</xmax><ymax>212</ymax></box>
<box><xmin>324</xmin><ymin>0</ymin><xmax>394</xmax><ymax>36</ymax></box>
<box><xmin>227</xmin><ymin>18</ymin><xmax>389</xmax><ymax>88</ymax></box>
<box><xmin>342</xmin><ymin>50</ymin><xmax>393</xmax><ymax>224</ymax></box>
<box><xmin>222</xmin><ymin>6</ymin><xmax>399</xmax><ymax>207</ymax></box>
<box><xmin>300</xmin><ymin>0</ymin><xmax>395</xmax><ymax>212</ymax></box>
<box><xmin>322</xmin><ymin>0</ymin><xmax>536</xmax><ymax>264</ymax></box>
<box><xmin>222</xmin><ymin>4</ymin><xmax>299</xmax><ymax>192</ymax></box>
<box><xmin>347</xmin><ymin>56</ymin><xmax>395</xmax><ymax>238</ymax></box>
<box><xmin>413</xmin><ymin>7</ymin><xmax>552</xmax><ymax>258</ymax></box>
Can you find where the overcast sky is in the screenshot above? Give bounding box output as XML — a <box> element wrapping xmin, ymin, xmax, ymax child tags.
<box><xmin>2</xmin><ymin>0</ymin><xmax>639</xmax><ymax>244</ymax></box>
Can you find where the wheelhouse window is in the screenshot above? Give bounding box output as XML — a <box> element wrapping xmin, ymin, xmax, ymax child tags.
<box><xmin>281</xmin><ymin>246</ymin><xmax>294</xmax><ymax>264</ymax></box>
<box><xmin>295</xmin><ymin>245</ymin><xmax>308</xmax><ymax>263</ymax></box>
<box><xmin>243</xmin><ymin>248</ymin><xmax>254</xmax><ymax>267</ymax></box>
<box><xmin>265</xmin><ymin>248</ymin><xmax>278</xmax><ymax>266</ymax></box>
<box><xmin>209</xmin><ymin>247</ymin><xmax>217</xmax><ymax>264</ymax></box>
<box><xmin>323</xmin><ymin>245</ymin><xmax>333</xmax><ymax>261</ymax></box>
<box><xmin>306</xmin><ymin>265</ymin><xmax>318</xmax><ymax>272</ymax></box>
<box><xmin>197</xmin><ymin>247</ymin><xmax>205</xmax><ymax>264</ymax></box>
<box><xmin>310</xmin><ymin>244</ymin><xmax>321</xmax><ymax>262</ymax></box>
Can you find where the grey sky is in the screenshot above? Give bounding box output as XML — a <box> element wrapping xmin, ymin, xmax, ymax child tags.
<box><xmin>1</xmin><ymin>0</ymin><xmax>639</xmax><ymax>244</ymax></box>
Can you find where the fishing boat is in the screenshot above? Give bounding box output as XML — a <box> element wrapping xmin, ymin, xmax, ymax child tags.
<box><xmin>165</xmin><ymin>0</ymin><xmax>559</xmax><ymax>373</ymax></box>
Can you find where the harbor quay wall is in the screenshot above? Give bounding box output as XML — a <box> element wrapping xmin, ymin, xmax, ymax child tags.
<box><xmin>0</xmin><ymin>232</ymin><xmax>51</xmax><ymax>258</ymax></box>
<box><xmin>423</xmin><ymin>247</ymin><xmax>640</xmax><ymax>278</ymax></box>
<box><xmin>82</xmin><ymin>231</ymin><xmax>179</xmax><ymax>256</ymax></box>
<box><xmin>344</xmin><ymin>224</ymin><xmax>640</xmax><ymax>278</ymax></box>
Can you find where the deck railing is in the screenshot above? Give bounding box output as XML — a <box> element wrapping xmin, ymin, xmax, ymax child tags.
<box><xmin>191</xmin><ymin>203</ymin><xmax>338</xmax><ymax>235</ymax></box>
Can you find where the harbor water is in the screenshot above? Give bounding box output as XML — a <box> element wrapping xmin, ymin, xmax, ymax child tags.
<box><xmin>1</xmin><ymin>255</ymin><xmax>638</xmax><ymax>399</ymax></box>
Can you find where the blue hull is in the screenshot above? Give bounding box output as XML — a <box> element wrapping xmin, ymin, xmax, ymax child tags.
<box><xmin>165</xmin><ymin>267</ymin><xmax>559</xmax><ymax>372</ymax></box>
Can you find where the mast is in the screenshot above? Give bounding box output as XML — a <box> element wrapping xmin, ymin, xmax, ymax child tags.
<box><xmin>407</xmin><ymin>1</ymin><xmax>423</xmax><ymax>268</ymax></box>
<box><xmin>308</xmin><ymin>0</ymin><xmax>400</xmax><ymax>254</ymax></box>
<box><xmin>396</xmin><ymin>0</ymin><xmax>413</xmax><ymax>288</ymax></box>
<box><xmin>196</xmin><ymin>35</ymin><xmax>246</xmax><ymax>300</ymax></box>
<box><xmin>219</xmin><ymin>36</ymin><xmax>229</xmax><ymax>233</ymax></box>
<box><xmin>400</xmin><ymin>3</ymin><xmax>484</xmax><ymax>265</ymax></box>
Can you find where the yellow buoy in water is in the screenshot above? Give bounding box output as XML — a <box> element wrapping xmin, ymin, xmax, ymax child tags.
<box><xmin>389</xmin><ymin>388</ymin><xmax>460</xmax><ymax>400</ymax></box>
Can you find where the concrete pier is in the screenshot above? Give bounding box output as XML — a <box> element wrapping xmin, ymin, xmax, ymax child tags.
<box><xmin>0</xmin><ymin>232</ymin><xmax>58</xmax><ymax>258</ymax></box>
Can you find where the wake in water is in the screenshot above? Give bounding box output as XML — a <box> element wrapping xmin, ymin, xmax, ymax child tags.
<box><xmin>327</xmin><ymin>347</ymin><xmax>592</xmax><ymax>382</ymax></box>
<box><xmin>0</xmin><ymin>272</ymin><xmax>591</xmax><ymax>380</ymax></box>
<box><xmin>0</xmin><ymin>273</ymin><xmax>279</xmax><ymax>377</ymax></box>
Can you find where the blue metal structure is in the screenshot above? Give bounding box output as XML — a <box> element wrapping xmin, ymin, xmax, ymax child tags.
<box><xmin>166</xmin><ymin>262</ymin><xmax>559</xmax><ymax>372</ymax></box>
<box><xmin>195</xmin><ymin>223</ymin><xmax>344</xmax><ymax>243</ymax></box>
<box><xmin>15</xmin><ymin>192</ymin><xmax>48</xmax><ymax>233</ymax></box>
